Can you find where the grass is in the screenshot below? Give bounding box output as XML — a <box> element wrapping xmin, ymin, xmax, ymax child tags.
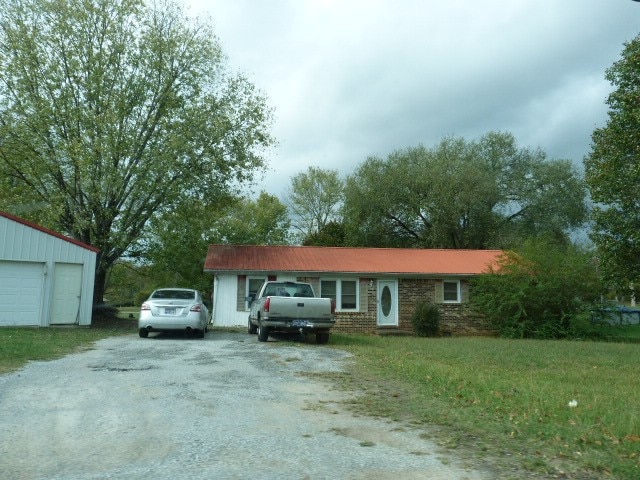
<box><xmin>1</xmin><ymin>312</ymin><xmax>639</xmax><ymax>478</ymax></box>
<box><xmin>584</xmin><ymin>323</ymin><xmax>640</xmax><ymax>342</ymax></box>
<box><xmin>327</xmin><ymin>334</ymin><xmax>640</xmax><ymax>479</ymax></box>
<box><xmin>0</xmin><ymin>309</ymin><xmax>136</xmax><ymax>375</ymax></box>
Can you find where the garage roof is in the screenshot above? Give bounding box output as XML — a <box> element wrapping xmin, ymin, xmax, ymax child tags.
<box><xmin>0</xmin><ymin>211</ymin><xmax>100</xmax><ymax>253</ymax></box>
<box><xmin>204</xmin><ymin>244</ymin><xmax>503</xmax><ymax>276</ymax></box>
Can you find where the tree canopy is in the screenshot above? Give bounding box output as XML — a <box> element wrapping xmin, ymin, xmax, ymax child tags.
<box><xmin>342</xmin><ymin>132</ymin><xmax>586</xmax><ymax>249</ymax></box>
<box><xmin>140</xmin><ymin>192</ymin><xmax>289</xmax><ymax>294</ymax></box>
<box><xmin>585</xmin><ymin>34</ymin><xmax>640</xmax><ymax>289</ymax></box>
<box><xmin>212</xmin><ymin>192</ymin><xmax>290</xmax><ymax>246</ymax></box>
<box><xmin>286</xmin><ymin>166</ymin><xmax>344</xmax><ymax>242</ymax></box>
<box><xmin>302</xmin><ymin>221</ymin><xmax>346</xmax><ymax>246</ymax></box>
<box><xmin>0</xmin><ymin>0</ymin><xmax>273</xmax><ymax>302</ymax></box>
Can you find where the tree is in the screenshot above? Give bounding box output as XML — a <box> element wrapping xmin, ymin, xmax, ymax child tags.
<box><xmin>141</xmin><ymin>192</ymin><xmax>289</xmax><ymax>294</ymax></box>
<box><xmin>471</xmin><ymin>238</ymin><xmax>603</xmax><ymax>339</ymax></box>
<box><xmin>302</xmin><ymin>221</ymin><xmax>346</xmax><ymax>246</ymax></box>
<box><xmin>286</xmin><ymin>166</ymin><xmax>344</xmax><ymax>242</ymax></box>
<box><xmin>213</xmin><ymin>191</ymin><xmax>290</xmax><ymax>245</ymax></box>
<box><xmin>0</xmin><ymin>0</ymin><xmax>273</xmax><ymax>304</ymax></box>
<box><xmin>343</xmin><ymin>132</ymin><xmax>586</xmax><ymax>249</ymax></box>
<box><xmin>584</xmin><ymin>34</ymin><xmax>640</xmax><ymax>289</ymax></box>
<box><xmin>104</xmin><ymin>260</ymin><xmax>156</xmax><ymax>307</ymax></box>
<box><xmin>140</xmin><ymin>199</ymin><xmax>227</xmax><ymax>294</ymax></box>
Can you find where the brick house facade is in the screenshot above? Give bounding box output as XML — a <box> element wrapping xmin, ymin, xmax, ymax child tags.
<box><xmin>324</xmin><ymin>277</ymin><xmax>491</xmax><ymax>336</ymax></box>
<box><xmin>204</xmin><ymin>245</ymin><xmax>501</xmax><ymax>336</ymax></box>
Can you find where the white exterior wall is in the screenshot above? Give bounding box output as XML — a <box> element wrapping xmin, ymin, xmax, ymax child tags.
<box><xmin>211</xmin><ymin>275</ymin><xmax>244</xmax><ymax>327</ymax></box>
<box><xmin>0</xmin><ymin>216</ymin><xmax>97</xmax><ymax>326</ymax></box>
<box><xmin>211</xmin><ymin>273</ymin><xmax>297</xmax><ymax>327</ymax></box>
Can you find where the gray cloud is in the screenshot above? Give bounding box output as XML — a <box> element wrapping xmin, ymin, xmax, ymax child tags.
<box><xmin>192</xmin><ymin>0</ymin><xmax>640</xmax><ymax>196</ymax></box>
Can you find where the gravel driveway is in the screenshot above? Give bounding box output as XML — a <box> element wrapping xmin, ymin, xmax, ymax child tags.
<box><xmin>0</xmin><ymin>331</ymin><xmax>491</xmax><ymax>480</ymax></box>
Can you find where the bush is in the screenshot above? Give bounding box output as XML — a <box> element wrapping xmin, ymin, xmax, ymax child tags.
<box><xmin>411</xmin><ymin>300</ymin><xmax>441</xmax><ymax>337</ymax></box>
<box><xmin>470</xmin><ymin>238</ymin><xmax>604</xmax><ymax>339</ymax></box>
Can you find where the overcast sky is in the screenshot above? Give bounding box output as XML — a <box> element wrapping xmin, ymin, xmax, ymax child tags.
<box><xmin>188</xmin><ymin>0</ymin><xmax>640</xmax><ymax>199</ymax></box>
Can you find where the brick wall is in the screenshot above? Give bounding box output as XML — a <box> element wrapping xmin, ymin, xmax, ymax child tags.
<box><xmin>332</xmin><ymin>278</ymin><xmax>378</xmax><ymax>334</ymax></box>
<box><xmin>397</xmin><ymin>278</ymin><xmax>434</xmax><ymax>334</ymax></box>
<box><xmin>399</xmin><ymin>278</ymin><xmax>493</xmax><ymax>336</ymax></box>
<box><xmin>292</xmin><ymin>275</ymin><xmax>493</xmax><ymax>336</ymax></box>
<box><xmin>333</xmin><ymin>277</ymin><xmax>492</xmax><ymax>336</ymax></box>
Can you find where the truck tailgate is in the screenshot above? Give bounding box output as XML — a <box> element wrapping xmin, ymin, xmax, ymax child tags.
<box><xmin>267</xmin><ymin>297</ymin><xmax>332</xmax><ymax>319</ymax></box>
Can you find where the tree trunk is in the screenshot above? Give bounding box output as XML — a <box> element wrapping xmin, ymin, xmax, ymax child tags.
<box><xmin>93</xmin><ymin>266</ymin><xmax>107</xmax><ymax>306</ymax></box>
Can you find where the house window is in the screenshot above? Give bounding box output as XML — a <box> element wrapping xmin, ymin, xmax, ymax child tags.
<box><xmin>246</xmin><ymin>277</ymin><xmax>265</xmax><ymax>310</ymax></box>
<box><xmin>341</xmin><ymin>280</ymin><xmax>357</xmax><ymax>309</ymax></box>
<box><xmin>443</xmin><ymin>280</ymin><xmax>460</xmax><ymax>303</ymax></box>
<box><xmin>320</xmin><ymin>280</ymin><xmax>336</xmax><ymax>303</ymax></box>
<box><xmin>321</xmin><ymin>279</ymin><xmax>358</xmax><ymax>311</ymax></box>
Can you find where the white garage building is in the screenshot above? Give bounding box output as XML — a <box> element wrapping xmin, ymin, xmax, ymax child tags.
<box><xmin>0</xmin><ymin>211</ymin><xmax>99</xmax><ymax>327</ymax></box>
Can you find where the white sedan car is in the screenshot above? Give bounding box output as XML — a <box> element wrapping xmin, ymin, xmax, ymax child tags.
<box><xmin>138</xmin><ymin>288</ymin><xmax>209</xmax><ymax>338</ymax></box>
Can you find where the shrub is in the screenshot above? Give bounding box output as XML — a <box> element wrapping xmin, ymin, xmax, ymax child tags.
<box><xmin>470</xmin><ymin>238</ymin><xmax>604</xmax><ymax>339</ymax></box>
<box><xmin>411</xmin><ymin>300</ymin><xmax>441</xmax><ymax>337</ymax></box>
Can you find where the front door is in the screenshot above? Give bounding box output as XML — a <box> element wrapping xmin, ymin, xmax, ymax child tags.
<box><xmin>377</xmin><ymin>280</ymin><xmax>398</xmax><ymax>326</ymax></box>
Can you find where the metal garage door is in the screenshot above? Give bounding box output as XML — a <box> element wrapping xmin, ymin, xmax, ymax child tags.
<box><xmin>0</xmin><ymin>261</ymin><xmax>44</xmax><ymax>326</ymax></box>
<box><xmin>51</xmin><ymin>263</ymin><xmax>83</xmax><ymax>325</ymax></box>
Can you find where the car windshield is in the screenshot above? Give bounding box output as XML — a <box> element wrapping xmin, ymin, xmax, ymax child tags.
<box><xmin>151</xmin><ymin>290</ymin><xmax>195</xmax><ymax>300</ymax></box>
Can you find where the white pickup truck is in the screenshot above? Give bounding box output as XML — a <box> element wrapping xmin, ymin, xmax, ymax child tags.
<box><xmin>247</xmin><ymin>281</ymin><xmax>336</xmax><ymax>344</ymax></box>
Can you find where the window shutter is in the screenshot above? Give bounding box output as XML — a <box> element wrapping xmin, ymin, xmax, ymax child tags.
<box><xmin>236</xmin><ymin>276</ymin><xmax>245</xmax><ymax>311</ymax></box>
<box><xmin>435</xmin><ymin>280</ymin><xmax>444</xmax><ymax>303</ymax></box>
<box><xmin>461</xmin><ymin>280</ymin><xmax>469</xmax><ymax>303</ymax></box>
<box><xmin>359</xmin><ymin>279</ymin><xmax>368</xmax><ymax>312</ymax></box>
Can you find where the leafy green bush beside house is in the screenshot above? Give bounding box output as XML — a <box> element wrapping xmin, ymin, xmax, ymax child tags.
<box><xmin>470</xmin><ymin>238</ymin><xmax>604</xmax><ymax>339</ymax></box>
<box><xmin>410</xmin><ymin>300</ymin><xmax>441</xmax><ymax>337</ymax></box>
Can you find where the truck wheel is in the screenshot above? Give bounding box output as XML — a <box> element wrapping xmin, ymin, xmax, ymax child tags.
<box><xmin>248</xmin><ymin>316</ymin><xmax>257</xmax><ymax>334</ymax></box>
<box><xmin>315</xmin><ymin>332</ymin><xmax>330</xmax><ymax>344</ymax></box>
<box><xmin>257</xmin><ymin>323</ymin><xmax>269</xmax><ymax>342</ymax></box>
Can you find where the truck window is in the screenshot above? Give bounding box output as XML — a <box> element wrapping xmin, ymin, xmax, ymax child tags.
<box><xmin>293</xmin><ymin>285</ymin><xmax>314</xmax><ymax>297</ymax></box>
<box><xmin>263</xmin><ymin>283</ymin><xmax>313</xmax><ymax>298</ymax></box>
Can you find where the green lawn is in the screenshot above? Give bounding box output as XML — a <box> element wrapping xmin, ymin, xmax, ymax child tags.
<box><xmin>328</xmin><ymin>334</ymin><xmax>640</xmax><ymax>479</ymax></box>
<box><xmin>0</xmin><ymin>312</ymin><xmax>136</xmax><ymax>375</ymax></box>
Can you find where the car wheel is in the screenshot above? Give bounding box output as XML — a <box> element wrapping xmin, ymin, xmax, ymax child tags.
<box><xmin>248</xmin><ymin>316</ymin><xmax>258</xmax><ymax>334</ymax></box>
<box><xmin>138</xmin><ymin>328</ymin><xmax>149</xmax><ymax>338</ymax></box>
<box><xmin>257</xmin><ymin>322</ymin><xmax>269</xmax><ymax>342</ymax></box>
<box><xmin>315</xmin><ymin>332</ymin><xmax>330</xmax><ymax>344</ymax></box>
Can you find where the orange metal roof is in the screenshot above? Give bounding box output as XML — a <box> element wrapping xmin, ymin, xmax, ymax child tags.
<box><xmin>204</xmin><ymin>244</ymin><xmax>502</xmax><ymax>276</ymax></box>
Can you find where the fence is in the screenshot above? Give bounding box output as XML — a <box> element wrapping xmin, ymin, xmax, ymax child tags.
<box><xmin>591</xmin><ymin>306</ymin><xmax>640</xmax><ymax>326</ymax></box>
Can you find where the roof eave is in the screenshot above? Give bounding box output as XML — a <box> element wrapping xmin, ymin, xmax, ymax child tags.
<box><xmin>205</xmin><ymin>269</ymin><xmax>485</xmax><ymax>276</ymax></box>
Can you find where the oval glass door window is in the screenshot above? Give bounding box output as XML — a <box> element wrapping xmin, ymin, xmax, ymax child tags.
<box><xmin>381</xmin><ymin>285</ymin><xmax>391</xmax><ymax>316</ymax></box>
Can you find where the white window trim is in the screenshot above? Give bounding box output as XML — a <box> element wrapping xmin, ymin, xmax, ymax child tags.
<box><xmin>320</xmin><ymin>278</ymin><xmax>359</xmax><ymax>312</ymax></box>
<box><xmin>443</xmin><ymin>279</ymin><xmax>461</xmax><ymax>304</ymax></box>
<box><xmin>245</xmin><ymin>276</ymin><xmax>266</xmax><ymax>311</ymax></box>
